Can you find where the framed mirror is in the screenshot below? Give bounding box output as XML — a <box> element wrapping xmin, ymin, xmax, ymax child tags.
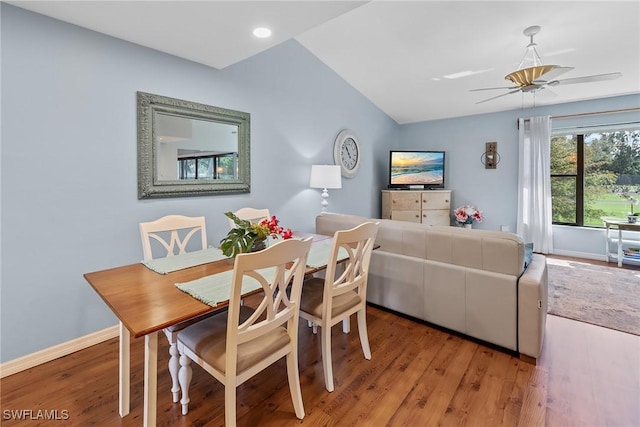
<box><xmin>137</xmin><ymin>91</ymin><xmax>250</xmax><ymax>198</ymax></box>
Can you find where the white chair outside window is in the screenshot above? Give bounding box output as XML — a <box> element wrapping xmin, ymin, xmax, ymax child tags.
<box><xmin>138</xmin><ymin>214</ymin><xmax>211</xmax><ymax>403</ymax></box>
<box><xmin>227</xmin><ymin>207</ymin><xmax>271</xmax><ymax>228</ymax></box>
<box><xmin>299</xmin><ymin>221</ymin><xmax>380</xmax><ymax>392</ymax></box>
<box><xmin>176</xmin><ymin>237</ymin><xmax>313</xmax><ymax>426</ymax></box>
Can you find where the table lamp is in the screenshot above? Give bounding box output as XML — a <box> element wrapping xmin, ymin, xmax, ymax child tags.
<box><xmin>310</xmin><ymin>165</ymin><xmax>342</xmax><ymax>212</ymax></box>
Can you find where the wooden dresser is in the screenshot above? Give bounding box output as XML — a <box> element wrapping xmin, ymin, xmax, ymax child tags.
<box><xmin>381</xmin><ymin>189</ymin><xmax>451</xmax><ymax>226</ymax></box>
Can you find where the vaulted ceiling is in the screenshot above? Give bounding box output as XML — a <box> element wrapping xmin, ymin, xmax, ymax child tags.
<box><xmin>8</xmin><ymin>1</ymin><xmax>640</xmax><ymax>124</ymax></box>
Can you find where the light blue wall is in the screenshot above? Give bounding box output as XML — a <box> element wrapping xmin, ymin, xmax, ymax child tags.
<box><xmin>2</xmin><ymin>3</ymin><xmax>638</xmax><ymax>363</ymax></box>
<box><xmin>399</xmin><ymin>93</ymin><xmax>640</xmax><ymax>257</ymax></box>
<box><xmin>0</xmin><ymin>5</ymin><xmax>397</xmax><ymax>362</ymax></box>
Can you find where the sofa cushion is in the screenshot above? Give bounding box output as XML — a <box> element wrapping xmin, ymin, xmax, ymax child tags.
<box><xmin>315</xmin><ymin>212</ymin><xmax>368</xmax><ymax>237</ymax></box>
<box><xmin>428</xmin><ymin>226</ymin><xmax>524</xmax><ymax>276</ymax></box>
<box><xmin>375</xmin><ymin>219</ymin><xmax>428</xmax><ymax>258</ymax></box>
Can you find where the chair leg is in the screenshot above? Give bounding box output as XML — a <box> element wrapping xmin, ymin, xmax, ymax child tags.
<box><xmin>342</xmin><ymin>317</ymin><xmax>350</xmax><ymax>333</ymax></box>
<box><xmin>286</xmin><ymin>350</ymin><xmax>305</xmax><ymax>419</ymax></box>
<box><xmin>167</xmin><ymin>337</ymin><xmax>180</xmax><ymax>403</ymax></box>
<box><xmin>178</xmin><ymin>353</ymin><xmax>192</xmax><ymax>415</ymax></box>
<box><xmin>321</xmin><ymin>325</ymin><xmax>334</xmax><ymax>392</ymax></box>
<box><xmin>357</xmin><ymin>309</ymin><xmax>371</xmax><ymax>360</ymax></box>
<box><xmin>225</xmin><ymin>384</ymin><xmax>237</xmax><ymax>427</ymax></box>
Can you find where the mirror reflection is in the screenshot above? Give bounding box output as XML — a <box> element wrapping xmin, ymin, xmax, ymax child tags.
<box><xmin>137</xmin><ymin>91</ymin><xmax>251</xmax><ymax>199</ymax></box>
<box><xmin>155</xmin><ymin>114</ymin><xmax>239</xmax><ymax>181</ymax></box>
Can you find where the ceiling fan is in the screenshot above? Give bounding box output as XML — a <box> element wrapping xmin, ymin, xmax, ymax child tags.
<box><xmin>471</xmin><ymin>25</ymin><xmax>622</xmax><ymax>104</ymax></box>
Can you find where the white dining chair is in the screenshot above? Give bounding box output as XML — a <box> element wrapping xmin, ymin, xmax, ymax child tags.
<box><xmin>176</xmin><ymin>237</ymin><xmax>313</xmax><ymax>426</ymax></box>
<box><xmin>299</xmin><ymin>221</ymin><xmax>380</xmax><ymax>392</ymax></box>
<box><xmin>227</xmin><ymin>207</ymin><xmax>271</xmax><ymax>228</ymax></box>
<box><xmin>139</xmin><ymin>214</ymin><xmax>213</xmax><ymax>403</ymax></box>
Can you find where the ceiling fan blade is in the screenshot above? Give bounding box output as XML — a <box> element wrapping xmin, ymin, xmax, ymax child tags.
<box><xmin>548</xmin><ymin>72</ymin><xmax>622</xmax><ymax>86</ymax></box>
<box><xmin>532</xmin><ymin>66</ymin><xmax>574</xmax><ymax>84</ymax></box>
<box><xmin>476</xmin><ymin>88</ymin><xmax>521</xmax><ymax>104</ymax></box>
<box><xmin>470</xmin><ymin>86</ymin><xmax>518</xmax><ymax>92</ymax></box>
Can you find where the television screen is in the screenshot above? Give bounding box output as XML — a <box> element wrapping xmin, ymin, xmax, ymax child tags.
<box><xmin>389</xmin><ymin>150</ymin><xmax>445</xmax><ymax>188</ymax></box>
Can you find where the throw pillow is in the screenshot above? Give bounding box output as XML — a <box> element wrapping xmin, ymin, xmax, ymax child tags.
<box><xmin>524</xmin><ymin>242</ymin><xmax>534</xmax><ymax>268</ymax></box>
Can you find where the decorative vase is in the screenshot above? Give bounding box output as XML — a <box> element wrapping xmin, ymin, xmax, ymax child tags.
<box><xmin>628</xmin><ymin>215</ymin><xmax>638</xmax><ymax>224</ymax></box>
<box><xmin>251</xmin><ymin>238</ymin><xmax>267</xmax><ymax>252</ymax></box>
<box><xmin>464</xmin><ymin>224</ymin><xmax>472</xmax><ymax>229</ymax></box>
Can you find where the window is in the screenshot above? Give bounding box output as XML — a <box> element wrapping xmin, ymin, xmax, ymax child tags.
<box><xmin>178</xmin><ymin>153</ymin><xmax>237</xmax><ymax>180</ymax></box>
<box><xmin>550</xmin><ymin>127</ymin><xmax>640</xmax><ymax>227</ymax></box>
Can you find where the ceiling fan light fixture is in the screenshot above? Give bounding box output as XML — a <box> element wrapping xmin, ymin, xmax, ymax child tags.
<box><xmin>505</xmin><ymin>64</ymin><xmax>559</xmax><ymax>87</ymax></box>
<box><xmin>472</xmin><ymin>24</ymin><xmax>621</xmax><ymax>105</ymax></box>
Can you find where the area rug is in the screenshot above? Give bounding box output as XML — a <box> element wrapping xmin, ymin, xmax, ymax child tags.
<box><xmin>546</xmin><ymin>258</ymin><xmax>640</xmax><ymax>335</ymax></box>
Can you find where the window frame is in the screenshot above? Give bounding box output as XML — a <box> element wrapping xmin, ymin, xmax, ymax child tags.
<box><xmin>550</xmin><ymin>126</ymin><xmax>640</xmax><ymax>228</ymax></box>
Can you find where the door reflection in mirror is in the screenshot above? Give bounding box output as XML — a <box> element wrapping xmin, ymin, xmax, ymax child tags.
<box><xmin>155</xmin><ymin>113</ymin><xmax>239</xmax><ymax>181</ymax></box>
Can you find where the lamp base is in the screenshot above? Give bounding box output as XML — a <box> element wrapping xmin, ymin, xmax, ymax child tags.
<box><xmin>321</xmin><ymin>188</ymin><xmax>329</xmax><ymax>212</ymax></box>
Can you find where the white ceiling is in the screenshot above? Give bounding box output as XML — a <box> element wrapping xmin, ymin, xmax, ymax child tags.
<box><xmin>8</xmin><ymin>1</ymin><xmax>640</xmax><ymax>124</ymax></box>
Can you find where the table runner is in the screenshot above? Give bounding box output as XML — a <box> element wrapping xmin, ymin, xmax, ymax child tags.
<box><xmin>142</xmin><ymin>247</ymin><xmax>229</xmax><ymax>274</ymax></box>
<box><xmin>144</xmin><ymin>237</ymin><xmax>346</xmax><ymax>276</ymax></box>
<box><xmin>175</xmin><ymin>267</ymin><xmax>276</xmax><ymax>307</ymax></box>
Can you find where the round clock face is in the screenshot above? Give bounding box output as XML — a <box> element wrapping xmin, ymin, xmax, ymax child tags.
<box><xmin>334</xmin><ymin>130</ymin><xmax>361</xmax><ymax>178</ymax></box>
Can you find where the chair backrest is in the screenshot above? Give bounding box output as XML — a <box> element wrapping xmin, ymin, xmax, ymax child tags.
<box><xmin>225</xmin><ymin>237</ymin><xmax>312</xmax><ymax>377</ymax></box>
<box><xmin>228</xmin><ymin>208</ymin><xmax>271</xmax><ymax>228</ymax></box>
<box><xmin>323</xmin><ymin>222</ymin><xmax>380</xmax><ymax>316</ymax></box>
<box><xmin>139</xmin><ymin>215</ymin><xmax>207</xmax><ymax>261</ymax></box>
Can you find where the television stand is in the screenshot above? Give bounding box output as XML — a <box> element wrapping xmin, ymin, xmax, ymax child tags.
<box><xmin>381</xmin><ymin>189</ymin><xmax>451</xmax><ymax>225</ymax></box>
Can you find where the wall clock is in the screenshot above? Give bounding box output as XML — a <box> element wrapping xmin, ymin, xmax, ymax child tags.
<box><xmin>333</xmin><ymin>129</ymin><xmax>361</xmax><ymax>178</ymax></box>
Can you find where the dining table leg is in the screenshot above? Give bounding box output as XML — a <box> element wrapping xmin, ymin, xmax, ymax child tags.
<box><xmin>119</xmin><ymin>321</ymin><xmax>130</xmax><ymax>417</ymax></box>
<box><xmin>143</xmin><ymin>332</ymin><xmax>158</xmax><ymax>427</ymax></box>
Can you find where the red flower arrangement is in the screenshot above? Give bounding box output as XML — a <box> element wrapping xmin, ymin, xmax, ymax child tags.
<box><xmin>260</xmin><ymin>216</ymin><xmax>293</xmax><ymax>240</ymax></box>
<box><xmin>221</xmin><ymin>212</ymin><xmax>293</xmax><ymax>257</ymax></box>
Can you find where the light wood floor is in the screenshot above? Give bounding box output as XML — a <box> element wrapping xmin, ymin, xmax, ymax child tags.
<box><xmin>2</xmin><ymin>259</ymin><xmax>638</xmax><ymax>426</ymax></box>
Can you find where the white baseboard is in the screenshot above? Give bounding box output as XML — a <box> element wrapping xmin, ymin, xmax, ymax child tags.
<box><xmin>0</xmin><ymin>325</ymin><xmax>119</xmax><ymax>379</ymax></box>
<box><xmin>551</xmin><ymin>249</ymin><xmax>607</xmax><ymax>262</ymax></box>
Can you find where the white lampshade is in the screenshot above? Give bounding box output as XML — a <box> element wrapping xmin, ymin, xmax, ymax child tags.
<box><xmin>309</xmin><ymin>165</ymin><xmax>342</xmax><ymax>189</ymax></box>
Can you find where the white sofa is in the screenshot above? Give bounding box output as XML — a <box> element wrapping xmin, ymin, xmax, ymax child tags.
<box><xmin>315</xmin><ymin>212</ymin><xmax>548</xmax><ymax>362</ymax></box>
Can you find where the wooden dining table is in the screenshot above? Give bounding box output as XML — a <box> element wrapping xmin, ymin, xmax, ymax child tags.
<box><xmin>84</xmin><ymin>233</ymin><xmax>332</xmax><ymax>427</ymax></box>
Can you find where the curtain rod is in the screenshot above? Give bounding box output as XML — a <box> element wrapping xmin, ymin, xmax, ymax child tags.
<box><xmin>551</xmin><ymin>107</ymin><xmax>640</xmax><ymax>120</ymax></box>
<box><xmin>518</xmin><ymin>107</ymin><xmax>640</xmax><ymax>127</ymax></box>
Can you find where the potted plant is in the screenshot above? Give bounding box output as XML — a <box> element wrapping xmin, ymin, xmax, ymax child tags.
<box><xmin>220</xmin><ymin>212</ymin><xmax>293</xmax><ymax>257</ymax></box>
<box><xmin>454</xmin><ymin>205</ymin><xmax>484</xmax><ymax>229</ymax></box>
<box><xmin>620</xmin><ymin>192</ymin><xmax>639</xmax><ymax>223</ymax></box>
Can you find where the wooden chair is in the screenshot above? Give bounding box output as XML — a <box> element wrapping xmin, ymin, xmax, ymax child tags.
<box><xmin>138</xmin><ymin>214</ymin><xmax>210</xmax><ymax>403</ymax></box>
<box><xmin>176</xmin><ymin>237</ymin><xmax>313</xmax><ymax>426</ymax></box>
<box><xmin>227</xmin><ymin>207</ymin><xmax>271</xmax><ymax>228</ymax></box>
<box><xmin>299</xmin><ymin>221</ymin><xmax>380</xmax><ymax>392</ymax></box>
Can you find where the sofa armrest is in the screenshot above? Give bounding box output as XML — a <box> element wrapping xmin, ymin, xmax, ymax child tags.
<box><xmin>517</xmin><ymin>253</ymin><xmax>548</xmax><ymax>360</ymax></box>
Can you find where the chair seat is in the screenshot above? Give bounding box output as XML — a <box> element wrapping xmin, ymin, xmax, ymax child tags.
<box><xmin>300</xmin><ymin>277</ymin><xmax>361</xmax><ymax>319</ymax></box>
<box><xmin>178</xmin><ymin>306</ymin><xmax>290</xmax><ymax>374</ymax></box>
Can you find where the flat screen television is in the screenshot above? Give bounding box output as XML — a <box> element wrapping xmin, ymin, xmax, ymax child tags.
<box><xmin>388</xmin><ymin>150</ymin><xmax>445</xmax><ymax>189</ymax></box>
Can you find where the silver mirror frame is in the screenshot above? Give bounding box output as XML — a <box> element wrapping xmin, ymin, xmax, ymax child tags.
<box><xmin>137</xmin><ymin>91</ymin><xmax>251</xmax><ymax>199</ymax></box>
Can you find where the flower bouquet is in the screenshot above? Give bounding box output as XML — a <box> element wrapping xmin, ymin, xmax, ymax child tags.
<box><xmin>454</xmin><ymin>205</ymin><xmax>484</xmax><ymax>227</ymax></box>
<box><xmin>220</xmin><ymin>212</ymin><xmax>293</xmax><ymax>257</ymax></box>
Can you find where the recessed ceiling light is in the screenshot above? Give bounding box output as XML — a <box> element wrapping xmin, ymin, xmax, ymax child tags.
<box><xmin>253</xmin><ymin>27</ymin><xmax>272</xmax><ymax>38</ymax></box>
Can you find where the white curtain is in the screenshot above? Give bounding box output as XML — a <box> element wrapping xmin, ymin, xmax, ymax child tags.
<box><xmin>517</xmin><ymin>116</ymin><xmax>553</xmax><ymax>254</ymax></box>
